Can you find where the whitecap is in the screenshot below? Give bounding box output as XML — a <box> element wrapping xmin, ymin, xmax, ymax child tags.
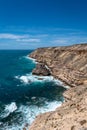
<box><xmin>15</xmin><ymin>73</ymin><xmax>63</xmax><ymax>86</ymax></box>
<box><xmin>26</xmin><ymin>56</ymin><xmax>37</xmax><ymax>64</ymax></box>
<box><xmin>31</xmin><ymin>97</ymin><xmax>36</xmax><ymax>100</ymax></box>
<box><xmin>20</xmin><ymin>76</ymin><xmax>29</xmax><ymax>84</ymax></box>
<box><xmin>0</xmin><ymin>100</ymin><xmax>62</xmax><ymax>130</ymax></box>
<box><xmin>1</xmin><ymin>102</ymin><xmax>17</xmax><ymax>119</ymax></box>
<box><xmin>17</xmin><ymin>100</ymin><xmax>62</xmax><ymax>126</ymax></box>
<box><xmin>5</xmin><ymin>102</ymin><xmax>17</xmax><ymax>113</ymax></box>
<box><xmin>44</xmin><ymin>101</ymin><xmax>62</xmax><ymax>111</ymax></box>
<box><xmin>0</xmin><ymin>122</ymin><xmax>3</xmax><ymax>125</ymax></box>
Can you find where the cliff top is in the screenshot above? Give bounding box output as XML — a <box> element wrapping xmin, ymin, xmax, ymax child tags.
<box><xmin>37</xmin><ymin>43</ymin><xmax>87</xmax><ymax>51</ymax></box>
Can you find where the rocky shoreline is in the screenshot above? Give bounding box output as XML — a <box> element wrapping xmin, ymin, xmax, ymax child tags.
<box><xmin>29</xmin><ymin>44</ymin><xmax>87</xmax><ymax>130</ymax></box>
<box><xmin>32</xmin><ymin>63</ymin><xmax>51</xmax><ymax>76</ymax></box>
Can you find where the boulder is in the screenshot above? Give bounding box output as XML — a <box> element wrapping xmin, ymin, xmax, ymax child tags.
<box><xmin>32</xmin><ymin>63</ymin><xmax>51</xmax><ymax>76</ymax></box>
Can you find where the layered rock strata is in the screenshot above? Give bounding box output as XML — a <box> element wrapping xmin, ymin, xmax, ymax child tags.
<box><xmin>29</xmin><ymin>44</ymin><xmax>87</xmax><ymax>87</ymax></box>
<box><xmin>29</xmin><ymin>44</ymin><xmax>87</xmax><ymax>130</ymax></box>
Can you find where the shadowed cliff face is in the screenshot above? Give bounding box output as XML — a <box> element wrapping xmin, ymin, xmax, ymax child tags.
<box><xmin>28</xmin><ymin>44</ymin><xmax>87</xmax><ymax>130</ymax></box>
<box><xmin>29</xmin><ymin>44</ymin><xmax>87</xmax><ymax>87</ymax></box>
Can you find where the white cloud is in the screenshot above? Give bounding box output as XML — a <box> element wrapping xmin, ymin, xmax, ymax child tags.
<box><xmin>17</xmin><ymin>38</ymin><xmax>40</xmax><ymax>42</ymax></box>
<box><xmin>52</xmin><ymin>36</ymin><xmax>87</xmax><ymax>46</ymax></box>
<box><xmin>0</xmin><ymin>33</ymin><xmax>28</xmax><ymax>40</ymax></box>
<box><xmin>53</xmin><ymin>39</ymin><xmax>68</xmax><ymax>44</ymax></box>
<box><xmin>0</xmin><ymin>33</ymin><xmax>40</xmax><ymax>43</ymax></box>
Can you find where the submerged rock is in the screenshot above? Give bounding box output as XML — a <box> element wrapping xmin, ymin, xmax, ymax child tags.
<box><xmin>32</xmin><ymin>63</ymin><xmax>51</xmax><ymax>76</ymax></box>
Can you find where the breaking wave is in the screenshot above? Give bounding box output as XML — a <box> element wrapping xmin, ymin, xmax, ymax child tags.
<box><xmin>0</xmin><ymin>100</ymin><xmax>62</xmax><ymax>130</ymax></box>
<box><xmin>15</xmin><ymin>73</ymin><xmax>62</xmax><ymax>85</ymax></box>
<box><xmin>0</xmin><ymin>50</ymin><xmax>66</xmax><ymax>130</ymax></box>
<box><xmin>0</xmin><ymin>102</ymin><xmax>17</xmax><ymax>119</ymax></box>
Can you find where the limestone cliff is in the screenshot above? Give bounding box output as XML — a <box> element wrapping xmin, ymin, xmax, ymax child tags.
<box><xmin>29</xmin><ymin>84</ymin><xmax>87</xmax><ymax>130</ymax></box>
<box><xmin>29</xmin><ymin>44</ymin><xmax>87</xmax><ymax>87</ymax></box>
<box><xmin>29</xmin><ymin>44</ymin><xmax>87</xmax><ymax>130</ymax></box>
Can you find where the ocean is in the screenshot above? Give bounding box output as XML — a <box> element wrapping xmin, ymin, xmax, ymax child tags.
<box><xmin>0</xmin><ymin>50</ymin><xmax>66</xmax><ymax>130</ymax></box>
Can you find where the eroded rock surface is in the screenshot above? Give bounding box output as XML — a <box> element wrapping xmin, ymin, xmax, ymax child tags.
<box><xmin>30</xmin><ymin>44</ymin><xmax>87</xmax><ymax>87</ymax></box>
<box><xmin>29</xmin><ymin>85</ymin><xmax>87</xmax><ymax>130</ymax></box>
<box><xmin>32</xmin><ymin>63</ymin><xmax>51</xmax><ymax>76</ymax></box>
<box><xmin>29</xmin><ymin>44</ymin><xmax>87</xmax><ymax>130</ymax></box>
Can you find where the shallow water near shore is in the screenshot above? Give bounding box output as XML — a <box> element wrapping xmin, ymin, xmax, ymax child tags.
<box><xmin>0</xmin><ymin>50</ymin><xmax>66</xmax><ymax>130</ymax></box>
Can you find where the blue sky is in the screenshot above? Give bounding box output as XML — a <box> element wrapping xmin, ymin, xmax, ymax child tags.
<box><xmin>0</xmin><ymin>0</ymin><xmax>87</xmax><ymax>49</ymax></box>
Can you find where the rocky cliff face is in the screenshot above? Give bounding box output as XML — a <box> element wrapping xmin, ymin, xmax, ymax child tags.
<box><xmin>29</xmin><ymin>44</ymin><xmax>87</xmax><ymax>130</ymax></box>
<box><xmin>32</xmin><ymin>63</ymin><xmax>51</xmax><ymax>76</ymax></box>
<box><xmin>29</xmin><ymin>44</ymin><xmax>87</xmax><ymax>87</ymax></box>
<box><xmin>29</xmin><ymin>84</ymin><xmax>87</xmax><ymax>130</ymax></box>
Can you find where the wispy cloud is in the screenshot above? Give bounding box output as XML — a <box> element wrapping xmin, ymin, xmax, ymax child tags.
<box><xmin>0</xmin><ymin>27</ymin><xmax>87</xmax><ymax>49</ymax></box>
<box><xmin>0</xmin><ymin>33</ymin><xmax>28</xmax><ymax>40</ymax></box>
<box><xmin>0</xmin><ymin>33</ymin><xmax>41</xmax><ymax>43</ymax></box>
<box><xmin>17</xmin><ymin>38</ymin><xmax>40</xmax><ymax>42</ymax></box>
<box><xmin>2</xmin><ymin>26</ymin><xmax>79</xmax><ymax>34</ymax></box>
<box><xmin>53</xmin><ymin>39</ymin><xmax>68</xmax><ymax>44</ymax></box>
<box><xmin>51</xmin><ymin>36</ymin><xmax>87</xmax><ymax>46</ymax></box>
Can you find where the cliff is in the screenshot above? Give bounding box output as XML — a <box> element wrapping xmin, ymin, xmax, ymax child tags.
<box><xmin>29</xmin><ymin>44</ymin><xmax>87</xmax><ymax>87</ymax></box>
<box><xmin>29</xmin><ymin>44</ymin><xmax>87</xmax><ymax>130</ymax></box>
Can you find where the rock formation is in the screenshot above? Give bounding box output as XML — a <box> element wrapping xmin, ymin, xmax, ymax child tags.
<box><xmin>32</xmin><ymin>63</ymin><xmax>51</xmax><ymax>76</ymax></box>
<box><xmin>29</xmin><ymin>44</ymin><xmax>87</xmax><ymax>87</ymax></box>
<box><xmin>29</xmin><ymin>84</ymin><xmax>87</xmax><ymax>130</ymax></box>
<box><xmin>29</xmin><ymin>44</ymin><xmax>87</xmax><ymax>130</ymax></box>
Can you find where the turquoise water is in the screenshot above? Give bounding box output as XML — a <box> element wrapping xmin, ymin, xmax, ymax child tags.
<box><xmin>0</xmin><ymin>50</ymin><xmax>65</xmax><ymax>130</ymax></box>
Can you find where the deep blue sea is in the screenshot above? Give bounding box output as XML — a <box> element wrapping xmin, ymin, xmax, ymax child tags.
<box><xmin>0</xmin><ymin>50</ymin><xmax>65</xmax><ymax>130</ymax></box>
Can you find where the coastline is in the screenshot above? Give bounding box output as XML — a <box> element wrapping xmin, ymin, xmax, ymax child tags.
<box><xmin>28</xmin><ymin>56</ymin><xmax>70</xmax><ymax>89</ymax></box>
<box><xmin>29</xmin><ymin>44</ymin><xmax>87</xmax><ymax>87</ymax></box>
<box><xmin>28</xmin><ymin>44</ymin><xmax>87</xmax><ymax>130</ymax></box>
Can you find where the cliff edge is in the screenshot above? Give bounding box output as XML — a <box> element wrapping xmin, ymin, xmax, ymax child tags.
<box><xmin>29</xmin><ymin>44</ymin><xmax>87</xmax><ymax>130</ymax></box>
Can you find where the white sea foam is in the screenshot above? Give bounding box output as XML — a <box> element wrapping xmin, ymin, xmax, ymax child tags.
<box><xmin>0</xmin><ymin>100</ymin><xmax>62</xmax><ymax>130</ymax></box>
<box><xmin>20</xmin><ymin>76</ymin><xmax>29</xmax><ymax>84</ymax></box>
<box><xmin>17</xmin><ymin>100</ymin><xmax>62</xmax><ymax>127</ymax></box>
<box><xmin>5</xmin><ymin>102</ymin><xmax>17</xmax><ymax>113</ymax></box>
<box><xmin>15</xmin><ymin>73</ymin><xmax>62</xmax><ymax>86</ymax></box>
<box><xmin>0</xmin><ymin>122</ymin><xmax>3</xmax><ymax>125</ymax></box>
<box><xmin>0</xmin><ymin>102</ymin><xmax>17</xmax><ymax>119</ymax></box>
<box><xmin>26</xmin><ymin>56</ymin><xmax>37</xmax><ymax>64</ymax></box>
<box><xmin>21</xmin><ymin>55</ymin><xmax>67</xmax><ymax>87</ymax></box>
